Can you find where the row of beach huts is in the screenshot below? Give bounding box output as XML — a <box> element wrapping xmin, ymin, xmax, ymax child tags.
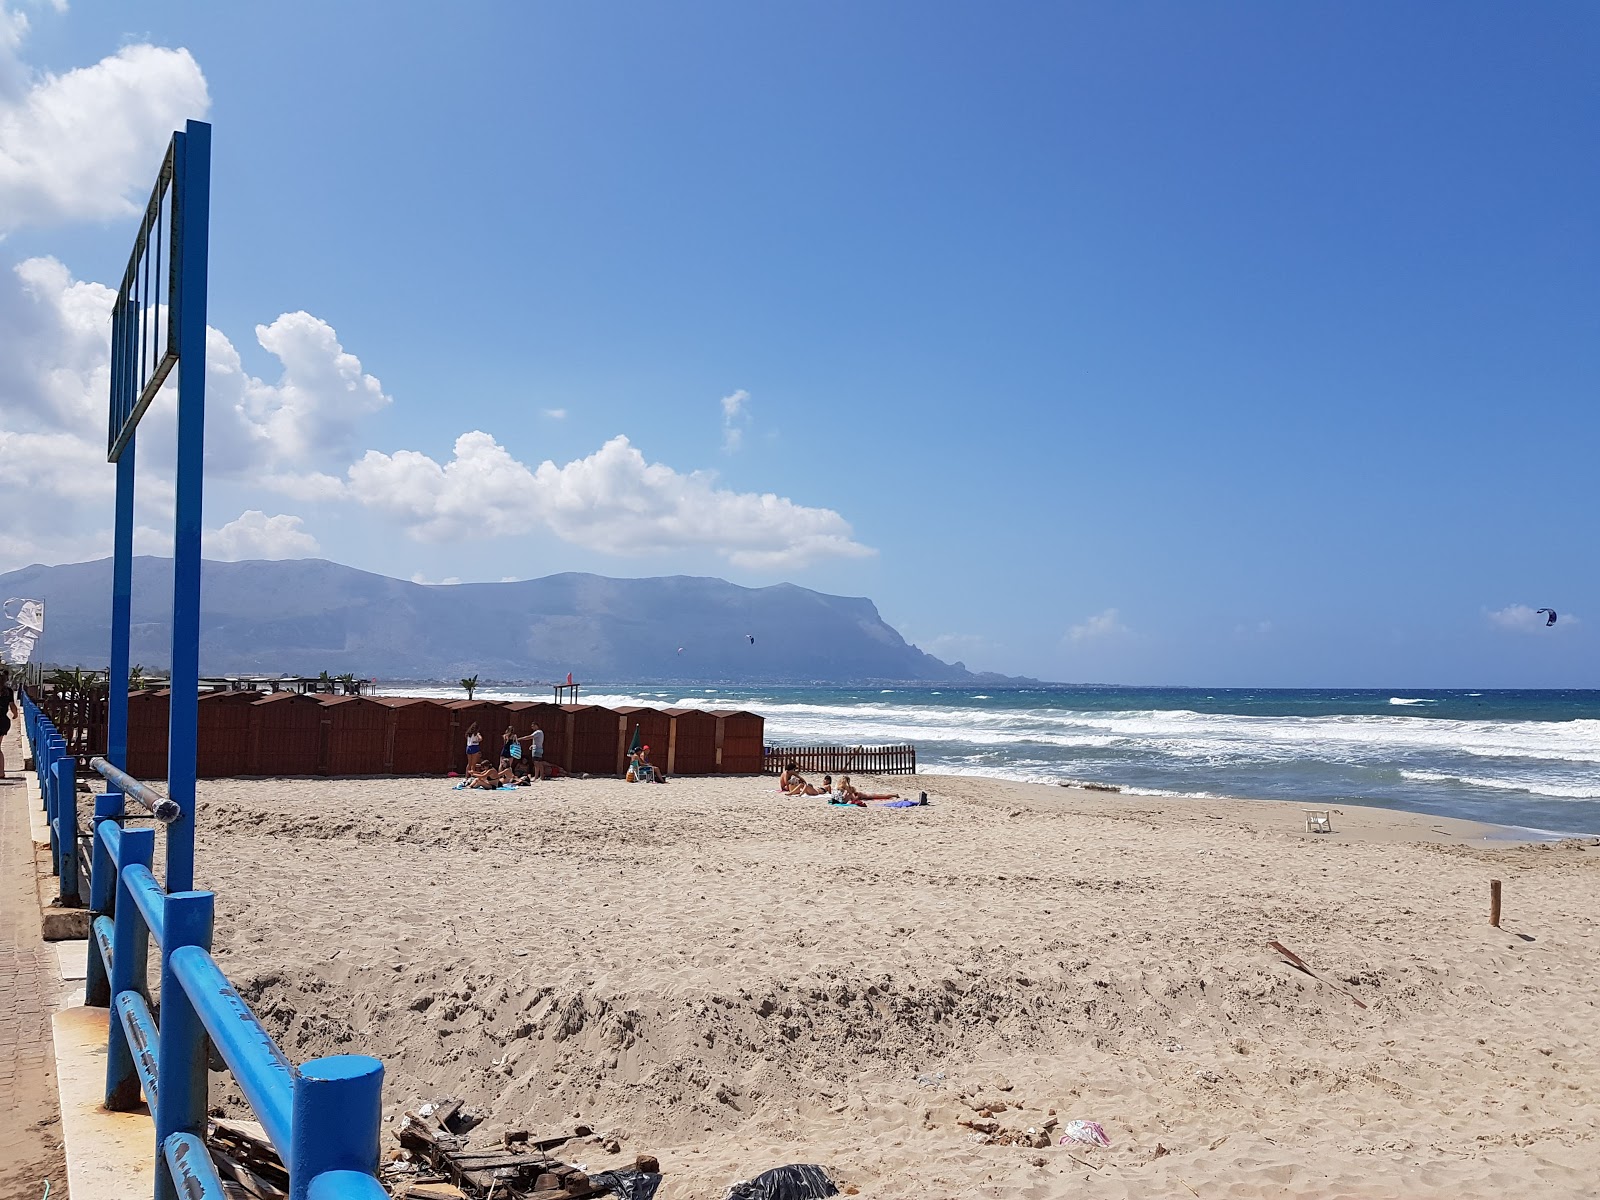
<box><xmin>87</xmin><ymin>690</ymin><xmax>765</xmax><ymax>779</ymax></box>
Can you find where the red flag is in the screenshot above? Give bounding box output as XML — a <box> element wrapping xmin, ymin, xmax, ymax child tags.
<box><xmin>566</xmin><ymin>671</ymin><xmax>574</xmax><ymax>686</ymax></box>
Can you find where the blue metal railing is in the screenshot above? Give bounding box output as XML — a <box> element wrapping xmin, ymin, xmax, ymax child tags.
<box><xmin>21</xmin><ymin>691</ymin><xmax>390</xmax><ymax>1200</ymax></box>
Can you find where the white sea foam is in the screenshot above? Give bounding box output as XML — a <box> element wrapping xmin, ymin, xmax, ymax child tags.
<box><xmin>1400</xmin><ymin>770</ymin><xmax>1600</xmax><ymax>800</ymax></box>
<box><xmin>1389</xmin><ymin>697</ymin><xmax>1436</xmax><ymax>706</ymax></box>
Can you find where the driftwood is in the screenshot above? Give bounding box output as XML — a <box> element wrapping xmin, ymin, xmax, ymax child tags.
<box><xmin>393</xmin><ymin>1105</ymin><xmax>634</xmax><ymax>1199</ymax></box>
<box><xmin>1267</xmin><ymin>939</ymin><xmax>1368</xmax><ymax>1010</ymax></box>
<box><xmin>208</xmin><ymin>1117</ymin><xmax>289</xmax><ymax>1198</ymax></box>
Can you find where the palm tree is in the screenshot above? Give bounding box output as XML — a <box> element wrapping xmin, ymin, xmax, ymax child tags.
<box><xmin>460</xmin><ymin>674</ymin><xmax>479</xmax><ymax>701</ymax></box>
<box><xmin>317</xmin><ymin>669</ymin><xmax>333</xmax><ymax>694</ymax></box>
<box><xmin>129</xmin><ymin>664</ymin><xmax>146</xmax><ymax>689</ymax></box>
<box><xmin>336</xmin><ymin>672</ymin><xmax>359</xmax><ymax>695</ymax></box>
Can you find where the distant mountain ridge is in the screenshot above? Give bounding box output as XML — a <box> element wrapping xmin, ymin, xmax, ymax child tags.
<box><xmin>0</xmin><ymin>556</ymin><xmax>1014</xmax><ymax>684</ymax></box>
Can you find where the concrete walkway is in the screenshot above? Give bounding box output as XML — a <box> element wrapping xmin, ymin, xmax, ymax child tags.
<box><xmin>0</xmin><ymin>716</ymin><xmax>68</xmax><ymax>1198</ymax></box>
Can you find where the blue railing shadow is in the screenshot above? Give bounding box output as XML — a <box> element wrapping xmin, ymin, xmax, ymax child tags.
<box><xmin>21</xmin><ymin>691</ymin><xmax>390</xmax><ymax>1200</ymax></box>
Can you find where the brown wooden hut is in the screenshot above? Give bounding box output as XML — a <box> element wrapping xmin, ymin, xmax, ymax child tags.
<box><xmin>613</xmin><ymin>706</ymin><xmax>672</xmax><ymax>775</ymax></box>
<box><xmin>664</xmin><ymin>707</ymin><xmax>718</xmax><ymax>776</ymax></box>
<box><xmin>375</xmin><ymin>697</ymin><xmax>453</xmax><ymax>775</ymax></box>
<box><xmin>559</xmin><ymin>704</ymin><xmax>622</xmax><ymax>775</ymax></box>
<box><xmin>445</xmin><ymin>700</ymin><xmax>509</xmax><ymax>769</ymax></box>
<box><xmin>319</xmin><ymin>695</ymin><xmax>389</xmax><ymax>775</ymax></box>
<box><xmin>713</xmin><ymin>709</ymin><xmax>766</xmax><ymax>774</ymax></box>
<box><xmin>196</xmin><ymin>690</ymin><xmax>259</xmax><ymax>778</ymax></box>
<box><xmin>126</xmin><ymin>688</ymin><xmax>170</xmax><ymax>781</ymax></box>
<box><xmin>248</xmin><ymin>692</ymin><xmax>324</xmax><ymax>775</ymax></box>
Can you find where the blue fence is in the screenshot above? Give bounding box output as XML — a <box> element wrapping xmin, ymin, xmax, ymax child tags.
<box><xmin>21</xmin><ymin>691</ymin><xmax>391</xmax><ymax>1200</ymax></box>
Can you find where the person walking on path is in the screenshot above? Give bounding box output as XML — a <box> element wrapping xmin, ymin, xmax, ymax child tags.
<box><xmin>0</xmin><ymin>669</ymin><xmax>17</xmax><ymax>781</ymax></box>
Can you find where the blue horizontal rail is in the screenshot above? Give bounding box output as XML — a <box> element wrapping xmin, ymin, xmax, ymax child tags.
<box><xmin>92</xmin><ymin>915</ymin><xmax>115</xmax><ymax>980</ymax></box>
<box><xmin>115</xmin><ymin>991</ymin><xmax>161</xmax><ymax>1109</ymax></box>
<box><xmin>171</xmin><ymin>945</ymin><xmax>294</xmax><ymax>1153</ymax></box>
<box><xmin>164</xmin><ymin>1132</ymin><xmax>229</xmax><ymax>1200</ymax></box>
<box><xmin>306</xmin><ymin>1170</ymin><xmax>392</xmax><ymax>1200</ymax></box>
<box><xmin>124</xmin><ymin>863</ymin><xmax>168</xmax><ymax>947</ymax></box>
<box><xmin>91</xmin><ymin>756</ymin><xmax>182</xmax><ymax>824</ymax></box>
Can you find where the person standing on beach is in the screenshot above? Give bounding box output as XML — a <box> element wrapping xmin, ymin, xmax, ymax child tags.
<box><xmin>528</xmin><ymin>723</ymin><xmax>545</xmax><ymax>780</ymax></box>
<box><xmin>464</xmin><ymin>722</ymin><xmax>483</xmax><ymax>774</ymax></box>
<box><xmin>0</xmin><ymin>669</ymin><xmax>17</xmax><ymax>780</ymax></box>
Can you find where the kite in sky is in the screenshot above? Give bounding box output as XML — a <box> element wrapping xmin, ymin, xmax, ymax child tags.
<box><xmin>1536</xmin><ymin>608</ymin><xmax>1557</xmax><ymax>627</ymax></box>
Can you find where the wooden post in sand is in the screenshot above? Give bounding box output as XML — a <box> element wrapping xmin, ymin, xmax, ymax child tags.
<box><xmin>1489</xmin><ymin>879</ymin><xmax>1502</xmax><ymax>928</ymax></box>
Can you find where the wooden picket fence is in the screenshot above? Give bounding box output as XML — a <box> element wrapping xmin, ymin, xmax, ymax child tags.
<box><xmin>763</xmin><ymin>743</ymin><xmax>918</xmax><ymax>776</ymax></box>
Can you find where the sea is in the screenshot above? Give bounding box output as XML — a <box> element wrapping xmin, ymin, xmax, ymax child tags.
<box><xmin>389</xmin><ymin>684</ymin><xmax>1600</xmax><ymax>838</ymax></box>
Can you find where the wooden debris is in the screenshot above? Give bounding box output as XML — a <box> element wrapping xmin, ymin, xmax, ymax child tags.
<box><xmin>207</xmin><ymin>1117</ymin><xmax>289</xmax><ymax>1199</ymax></box>
<box><xmin>1267</xmin><ymin>939</ymin><xmax>1368</xmax><ymax>1010</ymax></box>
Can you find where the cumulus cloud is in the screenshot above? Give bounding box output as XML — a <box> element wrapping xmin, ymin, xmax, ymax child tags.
<box><xmin>0</xmin><ymin>257</ymin><xmax>390</xmax><ymax>569</ymax></box>
<box><xmin>721</xmin><ymin>388</ymin><xmax>750</xmax><ymax>453</ymax></box>
<box><xmin>204</xmin><ymin>511</ymin><xmax>319</xmax><ymax>561</ymax></box>
<box><xmin>1067</xmin><ymin>608</ymin><xmax>1130</xmax><ymax>643</ymax></box>
<box><xmin>347</xmin><ymin>432</ymin><xmax>874</xmax><ymax>569</ymax></box>
<box><xmin>0</xmin><ymin>8</ymin><xmax>210</xmax><ymax>232</ymax></box>
<box><xmin>1487</xmin><ymin>604</ymin><xmax>1573</xmax><ymax>633</ymax></box>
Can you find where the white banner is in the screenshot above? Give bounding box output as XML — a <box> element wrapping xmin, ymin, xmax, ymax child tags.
<box><xmin>2</xmin><ymin>598</ymin><xmax>44</xmax><ymax>665</ymax></box>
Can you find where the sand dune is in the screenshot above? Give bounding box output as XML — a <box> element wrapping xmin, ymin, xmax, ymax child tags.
<box><xmin>169</xmin><ymin>772</ymin><xmax>1600</xmax><ymax>1198</ymax></box>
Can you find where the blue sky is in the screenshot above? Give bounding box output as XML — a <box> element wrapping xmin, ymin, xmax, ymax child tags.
<box><xmin>1</xmin><ymin>1</ymin><xmax>1595</xmax><ymax>686</ymax></box>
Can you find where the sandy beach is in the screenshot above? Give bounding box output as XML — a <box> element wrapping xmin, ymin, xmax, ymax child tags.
<box><xmin>161</xmin><ymin>771</ymin><xmax>1600</xmax><ymax>1198</ymax></box>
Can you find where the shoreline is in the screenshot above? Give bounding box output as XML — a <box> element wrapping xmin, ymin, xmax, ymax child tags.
<box><xmin>907</xmin><ymin>768</ymin><xmax>1576</xmax><ymax>846</ymax></box>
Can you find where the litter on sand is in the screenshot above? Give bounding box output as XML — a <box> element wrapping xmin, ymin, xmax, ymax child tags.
<box><xmin>1060</xmin><ymin>1120</ymin><xmax>1111</xmax><ymax>1148</ymax></box>
<box><xmin>724</xmin><ymin>1164</ymin><xmax>839</xmax><ymax>1200</ymax></box>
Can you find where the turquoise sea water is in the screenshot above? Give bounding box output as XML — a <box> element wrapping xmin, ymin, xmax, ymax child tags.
<box><xmin>400</xmin><ymin>684</ymin><xmax>1600</xmax><ymax>836</ymax></box>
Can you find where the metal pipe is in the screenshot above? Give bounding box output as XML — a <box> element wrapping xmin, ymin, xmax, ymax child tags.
<box><xmin>115</xmin><ymin>990</ymin><xmax>161</xmax><ymax>1109</ymax></box>
<box><xmin>89</xmin><ymin>757</ymin><xmax>181</xmax><ymax>824</ymax></box>
<box><xmin>162</xmin><ymin>1132</ymin><xmax>229</xmax><ymax>1200</ymax></box>
<box><xmin>124</xmin><ymin>864</ymin><xmax>167</xmax><ymax>947</ymax></box>
<box><xmin>290</xmin><ymin>1055</ymin><xmax>385</xmax><ymax>1200</ymax></box>
<box><xmin>170</xmin><ymin>945</ymin><xmax>293</xmax><ymax>1155</ymax></box>
<box><xmin>91</xmin><ymin>915</ymin><xmax>115</xmax><ymax>989</ymax></box>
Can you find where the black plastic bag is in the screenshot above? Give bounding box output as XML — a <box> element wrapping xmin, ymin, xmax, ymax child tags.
<box><xmin>725</xmin><ymin>1164</ymin><xmax>839</xmax><ymax>1200</ymax></box>
<box><xmin>590</xmin><ymin>1167</ymin><xmax>663</xmax><ymax>1200</ymax></box>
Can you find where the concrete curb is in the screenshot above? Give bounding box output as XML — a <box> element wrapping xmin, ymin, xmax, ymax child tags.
<box><xmin>52</xmin><ymin>1004</ymin><xmax>157</xmax><ymax>1200</ymax></box>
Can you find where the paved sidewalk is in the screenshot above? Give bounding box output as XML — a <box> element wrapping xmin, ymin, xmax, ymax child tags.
<box><xmin>0</xmin><ymin>716</ymin><xmax>68</xmax><ymax>1198</ymax></box>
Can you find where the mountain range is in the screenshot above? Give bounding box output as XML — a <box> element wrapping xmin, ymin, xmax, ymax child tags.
<box><xmin>0</xmin><ymin>557</ymin><xmax>1011</xmax><ymax>684</ymax></box>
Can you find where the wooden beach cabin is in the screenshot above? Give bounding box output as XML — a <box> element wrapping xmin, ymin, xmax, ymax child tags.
<box><xmin>126</xmin><ymin>688</ymin><xmax>171</xmax><ymax>781</ymax></box>
<box><xmin>319</xmin><ymin>694</ymin><xmax>389</xmax><ymax>775</ymax></box>
<box><xmin>559</xmin><ymin>704</ymin><xmax>621</xmax><ymax>775</ymax></box>
<box><xmin>713</xmin><ymin>710</ymin><xmax>766</xmax><ymax>774</ymax></box>
<box><xmin>663</xmin><ymin>707</ymin><xmax>718</xmax><ymax>776</ymax></box>
<box><xmin>196</xmin><ymin>690</ymin><xmax>259</xmax><ymax>778</ymax></box>
<box><xmin>374</xmin><ymin>697</ymin><xmax>453</xmax><ymax>775</ymax></box>
<box><xmin>248</xmin><ymin>691</ymin><xmax>323</xmax><ymax>775</ymax></box>
<box><xmin>613</xmin><ymin>706</ymin><xmax>671</xmax><ymax>776</ymax></box>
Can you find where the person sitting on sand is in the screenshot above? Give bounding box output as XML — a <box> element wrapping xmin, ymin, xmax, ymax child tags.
<box><xmin>464</xmin><ymin>761</ymin><xmax>510</xmax><ymax>789</ymax></box>
<box><xmin>781</xmin><ymin>764</ymin><xmax>824</xmax><ymax>796</ymax></box>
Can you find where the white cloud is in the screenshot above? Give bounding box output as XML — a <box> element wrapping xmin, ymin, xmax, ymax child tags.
<box><xmin>410</xmin><ymin>572</ymin><xmax>461</xmax><ymax>586</ymax></box>
<box><xmin>721</xmin><ymin>388</ymin><xmax>750</xmax><ymax>453</ymax></box>
<box><xmin>543</xmin><ymin>408</ymin><xmax>566</xmax><ymax>420</ymax></box>
<box><xmin>0</xmin><ymin>10</ymin><xmax>209</xmax><ymax>232</ymax></box>
<box><xmin>204</xmin><ymin>511</ymin><xmax>320</xmax><ymax>561</ymax></box>
<box><xmin>1487</xmin><ymin>604</ymin><xmax>1572</xmax><ymax>633</ymax></box>
<box><xmin>0</xmin><ymin>257</ymin><xmax>384</xmax><ymax>570</ymax></box>
<box><xmin>1067</xmin><ymin>608</ymin><xmax>1129</xmax><ymax>643</ymax></box>
<box><xmin>348</xmin><ymin>431</ymin><xmax>874</xmax><ymax>569</ymax></box>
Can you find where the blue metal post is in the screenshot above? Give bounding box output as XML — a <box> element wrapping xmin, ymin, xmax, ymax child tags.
<box><xmin>165</xmin><ymin>119</ymin><xmax>209</xmax><ymax>895</ymax></box>
<box><xmin>51</xmin><ymin>757</ymin><xmax>78</xmax><ymax>902</ymax></box>
<box><xmin>288</xmin><ymin>1055</ymin><xmax>384</xmax><ymax>1200</ymax></box>
<box><xmin>155</xmin><ymin>890</ymin><xmax>214</xmax><ymax>1200</ymax></box>
<box><xmin>108</xmin><ymin>441</ymin><xmax>136</xmax><ymax>780</ymax></box>
<box><xmin>107</xmin><ymin>826</ymin><xmax>154</xmax><ymax>1110</ymax></box>
<box><xmin>86</xmin><ymin>794</ymin><xmax>123</xmax><ymax>1006</ymax></box>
